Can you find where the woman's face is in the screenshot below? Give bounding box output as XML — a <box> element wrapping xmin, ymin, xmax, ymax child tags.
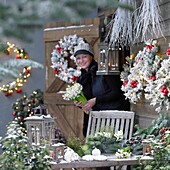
<box><xmin>76</xmin><ymin>54</ymin><xmax>93</xmax><ymax>70</ymax></box>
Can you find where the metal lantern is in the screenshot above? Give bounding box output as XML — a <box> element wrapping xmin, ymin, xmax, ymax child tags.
<box><xmin>25</xmin><ymin>109</ymin><xmax>55</xmax><ymax>145</ymax></box>
<box><xmin>32</xmin><ymin>104</ymin><xmax>47</xmax><ymax>116</ymax></box>
<box><xmin>50</xmin><ymin>139</ymin><xmax>65</xmax><ymax>162</ymax></box>
<box><xmin>97</xmin><ymin>42</ymin><xmax>122</xmax><ymax>75</ymax></box>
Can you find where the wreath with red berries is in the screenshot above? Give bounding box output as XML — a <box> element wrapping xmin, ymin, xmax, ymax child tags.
<box><xmin>51</xmin><ymin>34</ymin><xmax>85</xmax><ymax>84</ymax></box>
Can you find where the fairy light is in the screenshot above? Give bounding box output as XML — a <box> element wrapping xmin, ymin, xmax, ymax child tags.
<box><xmin>0</xmin><ymin>42</ymin><xmax>32</xmax><ymax>96</ymax></box>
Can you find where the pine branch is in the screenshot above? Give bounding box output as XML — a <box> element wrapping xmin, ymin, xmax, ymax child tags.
<box><xmin>0</xmin><ymin>0</ymin><xmax>132</xmax><ymax>41</ymax></box>
<box><xmin>3</xmin><ymin>59</ymin><xmax>44</xmax><ymax>69</ymax></box>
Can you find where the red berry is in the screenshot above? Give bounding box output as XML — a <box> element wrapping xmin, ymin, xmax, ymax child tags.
<box><xmin>163</xmin><ymin>89</ymin><xmax>168</xmax><ymax>93</ymax></box>
<box><xmin>162</xmin><ymin>85</ymin><xmax>167</xmax><ymax>90</ymax></box>
<box><xmin>163</xmin><ymin>93</ymin><xmax>168</xmax><ymax>96</ymax></box>
<box><xmin>123</xmin><ymin>81</ymin><xmax>128</xmax><ymax>86</ymax></box>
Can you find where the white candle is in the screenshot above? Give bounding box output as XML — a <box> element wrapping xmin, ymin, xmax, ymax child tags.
<box><xmin>36</xmin><ymin>127</ymin><xmax>40</xmax><ymax>145</ymax></box>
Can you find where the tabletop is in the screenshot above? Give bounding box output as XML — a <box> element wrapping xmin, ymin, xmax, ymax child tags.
<box><xmin>51</xmin><ymin>155</ymin><xmax>153</xmax><ymax>169</ymax></box>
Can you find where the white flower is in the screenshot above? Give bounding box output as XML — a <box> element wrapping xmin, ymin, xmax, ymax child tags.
<box><xmin>94</xmin><ymin>132</ymin><xmax>112</xmax><ymax>138</ymax></box>
<box><xmin>64</xmin><ymin>147</ymin><xmax>80</xmax><ymax>162</ymax></box>
<box><xmin>114</xmin><ymin>130</ymin><xmax>123</xmax><ymax>141</ymax></box>
<box><xmin>115</xmin><ymin>149</ymin><xmax>131</xmax><ymax>159</ymax></box>
<box><xmin>62</xmin><ymin>83</ymin><xmax>87</xmax><ymax>104</ymax></box>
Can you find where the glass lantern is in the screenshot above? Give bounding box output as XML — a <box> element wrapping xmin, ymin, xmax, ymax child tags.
<box><xmin>97</xmin><ymin>42</ymin><xmax>122</xmax><ymax>75</ymax></box>
<box><xmin>25</xmin><ymin>112</ymin><xmax>55</xmax><ymax>145</ymax></box>
<box><xmin>32</xmin><ymin>104</ymin><xmax>47</xmax><ymax>116</ymax></box>
<box><xmin>50</xmin><ymin>139</ymin><xmax>65</xmax><ymax>162</ymax></box>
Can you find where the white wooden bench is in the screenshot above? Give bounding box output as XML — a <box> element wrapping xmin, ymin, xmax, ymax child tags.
<box><xmin>86</xmin><ymin>110</ymin><xmax>135</xmax><ymax>170</ymax></box>
<box><xmin>86</xmin><ymin>110</ymin><xmax>135</xmax><ymax>140</ymax></box>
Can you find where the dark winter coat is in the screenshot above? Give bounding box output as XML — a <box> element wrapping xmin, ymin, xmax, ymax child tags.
<box><xmin>77</xmin><ymin>59</ymin><xmax>130</xmax><ymax>136</ymax></box>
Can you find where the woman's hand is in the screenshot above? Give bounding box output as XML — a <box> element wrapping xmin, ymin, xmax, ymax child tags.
<box><xmin>82</xmin><ymin>98</ymin><xmax>96</xmax><ymax>112</ymax></box>
<box><xmin>74</xmin><ymin>101</ymin><xmax>83</xmax><ymax>108</ymax></box>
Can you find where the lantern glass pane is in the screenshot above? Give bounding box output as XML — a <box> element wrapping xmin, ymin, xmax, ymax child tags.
<box><xmin>99</xmin><ymin>49</ymin><xmax>106</xmax><ymax>70</ymax></box>
<box><xmin>108</xmin><ymin>47</ymin><xmax>119</xmax><ymax>71</ymax></box>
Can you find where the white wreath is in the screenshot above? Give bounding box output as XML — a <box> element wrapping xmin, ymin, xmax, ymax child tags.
<box><xmin>51</xmin><ymin>34</ymin><xmax>85</xmax><ymax>84</ymax></box>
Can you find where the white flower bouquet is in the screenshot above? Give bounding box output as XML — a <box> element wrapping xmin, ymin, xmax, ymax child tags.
<box><xmin>85</xmin><ymin>130</ymin><xmax>124</xmax><ymax>154</ymax></box>
<box><xmin>62</xmin><ymin>83</ymin><xmax>87</xmax><ymax>105</ymax></box>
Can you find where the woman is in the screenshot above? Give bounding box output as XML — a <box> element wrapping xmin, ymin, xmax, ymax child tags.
<box><xmin>74</xmin><ymin>43</ymin><xmax>130</xmax><ymax>136</ymax></box>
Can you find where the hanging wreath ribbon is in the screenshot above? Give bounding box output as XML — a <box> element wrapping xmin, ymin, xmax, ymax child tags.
<box><xmin>51</xmin><ymin>34</ymin><xmax>85</xmax><ymax>84</ymax></box>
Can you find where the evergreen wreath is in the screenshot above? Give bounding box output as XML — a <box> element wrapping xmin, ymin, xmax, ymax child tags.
<box><xmin>121</xmin><ymin>40</ymin><xmax>170</xmax><ymax>113</ymax></box>
<box><xmin>121</xmin><ymin>40</ymin><xmax>162</xmax><ymax>103</ymax></box>
<box><xmin>51</xmin><ymin>34</ymin><xmax>85</xmax><ymax>84</ymax></box>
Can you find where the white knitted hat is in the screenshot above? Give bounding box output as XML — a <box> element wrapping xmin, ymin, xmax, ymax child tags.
<box><xmin>74</xmin><ymin>43</ymin><xmax>94</xmax><ymax>57</ymax></box>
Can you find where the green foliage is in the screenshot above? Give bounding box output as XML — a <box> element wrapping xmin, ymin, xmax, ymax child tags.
<box><xmin>85</xmin><ymin>132</ymin><xmax>123</xmax><ymax>154</ymax></box>
<box><xmin>130</xmin><ymin>113</ymin><xmax>170</xmax><ymax>156</ymax></box>
<box><xmin>131</xmin><ymin>114</ymin><xmax>170</xmax><ymax>170</ymax></box>
<box><xmin>0</xmin><ymin>120</ymin><xmax>52</xmax><ymax>170</ymax></box>
<box><xmin>141</xmin><ymin>132</ymin><xmax>170</xmax><ymax>170</ymax></box>
<box><xmin>66</xmin><ymin>136</ymin><xmax>84</xmax><ymax>157</ymax></box>
<box><xmin>12</xmin><ymin>89</ymin><xmax>44</xmax><ymax>128</ymax></box>
<box><xmin>133</xmin><ymin>113</ymin><xmax>170</xmax><ymax>138</ymax></box>
<box><xmin>0</xmin><ymin>0</ymin><xmax>132</xmax><ymax>41</ymax></box>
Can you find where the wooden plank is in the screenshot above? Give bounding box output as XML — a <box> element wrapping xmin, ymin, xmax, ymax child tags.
<box><xmin>44</xmin><ymin>25</ymin><xmax>99</xmax><ymax>42</ymax></box>
<box><xmin>120</xmin><ymin>119</ymin><xmax>125</xmax><ymax>132</ymax></box>
<box><xmin>44</xmin><ymin>18</ymin><xmax>100</xmax><ymax>29</ymax></box>
<box><xmin>48</xmin><ymin>104</ymin><xmax>76</xmax><ymax>138</ymax></box>
<box><xmin>115</xmin><ymin>119</ymin><xmax>120</xmax><ymax>132</ymax></box>
<box><xmin>44</xmin><ymin>93</ymin><xmax>74</xmax><ymax>105</ymax></box>
<box><xmin>91</xmin><ymin>117</ymin><xmax>96</xmax><ymax>136</ymax></box>
<box><xmin>124</xmin><ymin>119</ymin><xmax>130</xmax><ymax>139</ymax></box>
<box><xmin>52</xmin><ymin>156</ymin><xmax>153</xmax><ymax>169</ymax></box>
<box><xmin>106</xmin><ymin>118</ymin><xmax>110</xmax><ymax>131</ymax></box>
<box><xmin>45</xmin><ymin>79</ymin><xmax>66</xmax><ymax>93</ymax></box>
<box><xmin>96</xmin><ymin>118</ymin><xmax>101</xmax><ymax>133</ymax></box>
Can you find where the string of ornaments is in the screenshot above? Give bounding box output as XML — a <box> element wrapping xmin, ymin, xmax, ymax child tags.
<box><xmin>51</xmin><ymin>34</ymin><xmax>85</xmax><ymax>84</ymax></box>
<box><xmin>0</xmin><ymin>42</ymin><xmax>31</xmax><ymax>96</ymax></box>
<box><xmin>0</xmin><ymin>42</ymin><xmax>43</xmax><ymax>96</ymax></box>
<box><xmin>12</xmin><ymin>89</ymin><xmax>43</xmax><ymax>128</ymax></box>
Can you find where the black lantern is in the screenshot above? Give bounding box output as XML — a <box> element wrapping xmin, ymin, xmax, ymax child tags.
<box><xmin>97</xmin><ymin>42</ymin><xmax>123</xmax><ymax>75</ymax></box>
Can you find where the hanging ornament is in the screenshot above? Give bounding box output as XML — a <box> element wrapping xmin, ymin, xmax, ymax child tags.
<box><xmin>16</xmin><ymin>88</ymin><xmax>22</xmax><ymax>93</ymax></box>
<box><xmin>106</xmin><ymin>0</ymin><xmax>136</xmax><ymax>47</ymax></box>
<box><xmin>133</xmin><ymin>0</ymin><xmax>165</xmax><ymax>42</ymax></box>
<box><xmin>12</xmin><ymin>112</ymin><xmax>16</xmax><ymax>116</ymax></box>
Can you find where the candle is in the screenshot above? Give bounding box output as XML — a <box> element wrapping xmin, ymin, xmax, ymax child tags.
<box><xmin>36</xmin><ymin>127</ymin><xmax>40</xmax><ymax>145</ymax></box>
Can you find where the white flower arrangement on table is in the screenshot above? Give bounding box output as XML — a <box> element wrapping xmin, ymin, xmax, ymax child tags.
<box><xmin>86</xmin><ymin>130</ymin><xmax>125</xmax><ymax>154</ymax></box>
<box><xmin>51</xmin><ymin>34</ymin><xmax>85</xmax><ymax>84</ymax></box>
<box><xmin>62</xmin><ymin>83</ymin><xmax>87</xmax><ymax>105</ymax></box>
<box><xmin>94</xmin><ymin>130</ymin><xmax>123</xmax><ymax>140</ymax></box>
<box><xmin>121</xmin><ymin>40</ymin><xmax>162</xmax><ymax>103</ymax></box>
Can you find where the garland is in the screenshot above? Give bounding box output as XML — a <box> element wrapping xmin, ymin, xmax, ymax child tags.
<box><xmin>0</xmin><ymin>42</ymin><xmax>43</xmax><ymax>96</ymax></box>
<box><xmin>145</xmin><ymin>48</ymin><xmax>170</xmax><ymax>112</ymax></box>
<box><xmin>51</xmin><ymin>34</ymin><xmax>85</xmax><ymax>84</ymax></box>
<box><xmin>121</xmin><ymin>40</ymin><xmax>170</xmax><ymax>112</ymax></box>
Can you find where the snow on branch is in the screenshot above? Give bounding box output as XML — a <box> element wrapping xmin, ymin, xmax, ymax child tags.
<box><xmin>133</xmin><ymin>0</ymin><xmax>165</xmax><ymax>43</ymax></box>
<box><xmin>106</xmin><ymin>0</ymin><xmax>136</xmax><ymax>47</ymax></box>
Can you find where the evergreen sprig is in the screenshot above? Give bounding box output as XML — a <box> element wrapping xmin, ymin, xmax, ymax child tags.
<box><xmin>12</xmin><ymin>89</ymin><xmax>44</xmax><ymax>128</ymax></box>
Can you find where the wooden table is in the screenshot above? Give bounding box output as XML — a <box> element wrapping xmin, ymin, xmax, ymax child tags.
<box><xmin>52</xmin><ymin>155</ymin><xmax>153</xmax><ymax>169</ymax></box>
